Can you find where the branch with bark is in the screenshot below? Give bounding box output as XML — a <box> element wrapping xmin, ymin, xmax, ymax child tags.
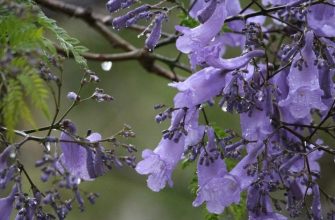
<box><xmin>35</xmin><ymin>0</ymin><xmax>187</xmax><ymax>81</ymax></box>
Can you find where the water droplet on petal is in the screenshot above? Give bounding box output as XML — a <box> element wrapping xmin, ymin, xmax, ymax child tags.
<box><xmin>255</xmin><ymin>90</ymin><xmax>264</xmax><ymax>101</ymax></box>
<box><xmin>101</xmin><ymin>61</ymin><xmax>112</xmax><ymax>71</ymax></box>
<box><xmin>45</xmin><ymin>142</ymin><xmax>51</xmax><ymax>152</ymax></box>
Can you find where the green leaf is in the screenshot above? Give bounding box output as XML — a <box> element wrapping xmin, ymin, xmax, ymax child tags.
<box><xmin>37</xmin><ymin>12</ymin><xmax>88</xmax><ymax>67</ymax></box>
<box><xmin>2</xmin><ymin>79</ymin><xmax>35</xmax><ymax>140</ymax></box>
<box><xmin>225</xmin><ymin>158</ymin><xmax>239</xmax><ymax>171</ymax></box>
<box><xmin>221</xmin><ymin>24</ymin><xmax>232</xmax><ymax>33</ymax></box>
<box><xmin>0</xmin><ymin>0</ymin><xmax>88</xmax><ymax>140</ymax></box>
<box><xmin>17</xmin><ymin>69</ymin><xmax>50</xmax><ymax>119</ymax></box>
<box><xmin>188</xmin><ymin>172</ymin><xmax>198</xmax><ymax>197</ymax></box>
<box><xmin>224</xmin><ymin>192</ymin><xmax>247</xmax><ymax>220</ymax></box>
<box><xmin>178</xmin><ymin>13</ymin><xmax>199</xmax><ymax>28</ymax></box>
<box><xmin>205</xmin><ymin>213</ymin><xmax>219</xmax><ymax>220</ymax></box>
<box><xmin>181</xmin><ymin>157</ymin><xmax>193</xmax><ymax>169</ymax></box>
<box><xmin>212</xmin><ymin>124</ymin><xmax>227</xmax><ymax>138</ymax></box>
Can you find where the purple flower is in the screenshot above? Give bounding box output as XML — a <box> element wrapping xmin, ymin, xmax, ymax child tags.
<box><xmin>0</xmin><ymin>146</ymin><xmax>12</xmax><ymax>171</ymax></box>
<box><xmin>289</xmin><ymin>143</ymin><xmax>323</xmax><ymax>174</ymax></box>
<box><xmin>140</xmin><ymin>43</ymin><xmax>265</xmax><ymax>196</ymax></box>
<box><xmin>135</xmin><ymin>137</ymin><xmax>185</xmax><ymax>192</ymax></box>
<box><xmin>136</xmin><ymin>92</ymin><xmax>209</xmax><ymax>192</ymax></box>
<box><xmin>312</xmin><ymin>184</ymin><xmax>322</xmax><ymax>220</ymax></box>
<box><xmin>189</xmin><ymin>0</ymin><xmax>206</xmax><ymax>19</ymax></box>
<box><xmin>112</xmin><ymin>4</ymin><xmax>151</xmax><ymax>30</ymax></box>
<box><xmin>184</xmin><ymin>109</ymin><xmax>205</xmax><ymax>147</ymax></box>
<box><xmin>169</xmin><ymin>67</ymin><xmax>226</xmax><ymax>107</ymax></box>
<box><xmin>196</xmin><ymin>0</ymin><xmax>217</xmax><ymax>23</ymax></box>
<box><xmin>230</xmin><ymin>142</ymin><xmax>263</xmax><ymax>189</ymax></box>
<box><xmin>278</xmin><ymin>141</ymin><xmax>324</xmax><ymax>202</ymax></box>
<box><xmin>0</xmin><ymin>185</ymin><xmax>18</xmax><ymax>220</ymax></box>
<box><xmin>85</xmin><ymin>133</ymin><xmax>106</xmax><ymax>178</ymax></box>
<box><xmin>194</xmin><ymin>139</ymin><xmax>263</xmax><ymax>214</ymax></box>
<box><xmin>187</xmin><ymin>35</ymin><xmax>226</xmax><ymax>70</ymax></box>
<box><xmin>318</xmin><ymin>38</ymin><xmax>335</xmax><ymax>109</ymax></box>
<box><xmin>66</xmin><ymin>92</ymin><xmax>79</xmax><ymax>101</ymax></box>
<box><xmin>106</xmin><ymin>0</ymin><xmax>122</xmax><ymax>13</ymax></box>
<box><xmin>225</xmin><ymin>0</ymin><xmax>244</xmax><ymax>31</ymax></box>
<box><xmin>193</xmin><ymin>128</ymin><xmax>241</xmax><ymax>214</ymax></box>
<box><xmin>58</xmin><ymin>121</ymin><xmax>105</xmax><ymax>181</ymax></box>
<box><xmin>307</xmin><ymin>2</ymin><xmax>335</xmax><ymax>37</ymax></box>
<box><xmin>0</xmin><ymin>146</ymin><xmax>15</xmax><ymax>189</ymax></box>
<box><xmin>193</xmin><ymin>172</ymin><xmax>241</xmax><ymax>214</ymax></box>
<box><xmin>176</xmin><ymin>1</ymin><xmax>227</xmax><ymax>53</ymax></box>
<box><xmin>145</xmin><ymin>13</ymin><xmax>165</xmax><ymax>51</ymax></box>
<box><xmin>240</xmin><ymin>107</ymin><xmax>273</xmax><ymax>141</ymax></box>
<box><xmin>205</xmin><ymin>50</ymin><xmax>264</xmax><ymax>70</ymax></box>
<box><xmin>279</xmin><ymin>31</ymin><xmax>327</xmax><ymax>121</ymax></box>
<box><xmin>248</xmin><ymin>186</ymin><xmax>287</xmax><ymax>220</ymax></box>
<box><xmin>106</xmin><ymin>0</ymin><xmax>135</xmax><ymax>13</ymax></box>
<box><xmin>262</xmin><ymin>0</ymin><xmax>290</xmax><ymax>6</ymax></box>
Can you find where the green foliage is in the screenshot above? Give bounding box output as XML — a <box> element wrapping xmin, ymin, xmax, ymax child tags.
<box><xmin>181</xmin><ymin>157</ymin><xmax>193</xmax><ymax>169</ymax></box>
<box><xmin>37</xmin><ymin>13</ymin><xmax>89</xmax><ymax>67</ymax></box>
<box><xmin>221</xmin><ymin>24</ymin><xmax>232</xmax><ymax>33</ymax></box>
<box><xmin>178</xmin><ymin>12</ymin><xmax>199</xmax><ymax>28</ymax></box>
<box><xmin>212</xmin><ymin>124</ymin><xmax>227</xmax><ymax>139</ymax></box>
<box><xmin>223</xmin><ymin>193</ymin><xmax>247</xmax><ymax>220</ymax></box>
<box><xmin>212</xmin><ymin>124</ymin><xmax>240</xmax><ymax>171</ymax></box>
<box><xmin>2</xmin><ymin>79</ymin><xmax>35</xmax><ymax>139</ymax></box>
<box><xmin>225</xmin><ymin>157</ymin><xmax>239</xmax><ymax>171</ymax></box>
<box><xmin>188</xmin><ymin>173</ymin><xmax>198</xmax><ymax>196</ymax></box>
<box><xmin>185</xmin><ymin>125</ymin><xmax>247</xmax><ymax>219</ymax></box>
<box><xmin>177</xmin><ymin>12</ymin><xmax>231</xmax><ymax>32</ymax></box>
<box><xmin>17</xmin><ymin>68</ymin><xmax>50</xmax><ymax>119</ymax></box>
<box><xmin>0</xmin><ymin>0</ymin><xmax>88</xmax><ymax>139</ymax></box>
<box><xmin>205</xmin><ymin>213</ymin><xmax>219</xmax><ymax>220</ymax></box>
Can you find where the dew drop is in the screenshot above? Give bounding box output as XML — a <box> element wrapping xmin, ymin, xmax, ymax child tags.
<box><xmin>45</xmin><ymin>142</ymin><xmax>51</xmax><ymax>152</ymax></box>
<box><xmin>10</xmin><ymin>150</ymin><xmax>16</xmax><ymax>159</ymax></box>
<box><xmin>101</xmin><ymin>61</ymin><xmax>112</xmax><ymax>71</ymax></box>
<box><xmin>221</xmin><ymin>102</ymin><xmax>228</xmax><ymax>112</ymax></box>
<box><xmin>255</xmin><ymin>90</ymin><xmax>264</xmax><ymax>101</ymax></box>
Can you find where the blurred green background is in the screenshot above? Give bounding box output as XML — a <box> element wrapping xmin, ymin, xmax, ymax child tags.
<box><xmin>16</xmin><ymin>0</ymin><xmax>335</xmax><ymax>219</ymax></box>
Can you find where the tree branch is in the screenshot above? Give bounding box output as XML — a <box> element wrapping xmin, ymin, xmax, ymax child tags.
<box><xmin>35</xmin><ymin>0</ymin><xmax>186</xmax><ymax>81</ymax></box>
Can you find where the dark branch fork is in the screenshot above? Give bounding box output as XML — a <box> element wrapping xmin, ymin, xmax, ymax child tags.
<box><xmin>35</xmin><ymin>0</ymin><xmax>186</xmax><ymax>81</ymax></box>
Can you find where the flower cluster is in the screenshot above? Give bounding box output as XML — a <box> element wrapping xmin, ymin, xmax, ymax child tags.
<box><xmin>106</xmin><ymin>0</ymin><xmax>173</xmax><ymax>51</ymax></box>
<box><xmin>0</xmin><ymin>120</ymin><xmax>137</xmax><ymax>219</ymax></box>
<box><xmin>132</xmin><ymin>0</ymin><xmax>335</xmax><ymax>219</ymax></box>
